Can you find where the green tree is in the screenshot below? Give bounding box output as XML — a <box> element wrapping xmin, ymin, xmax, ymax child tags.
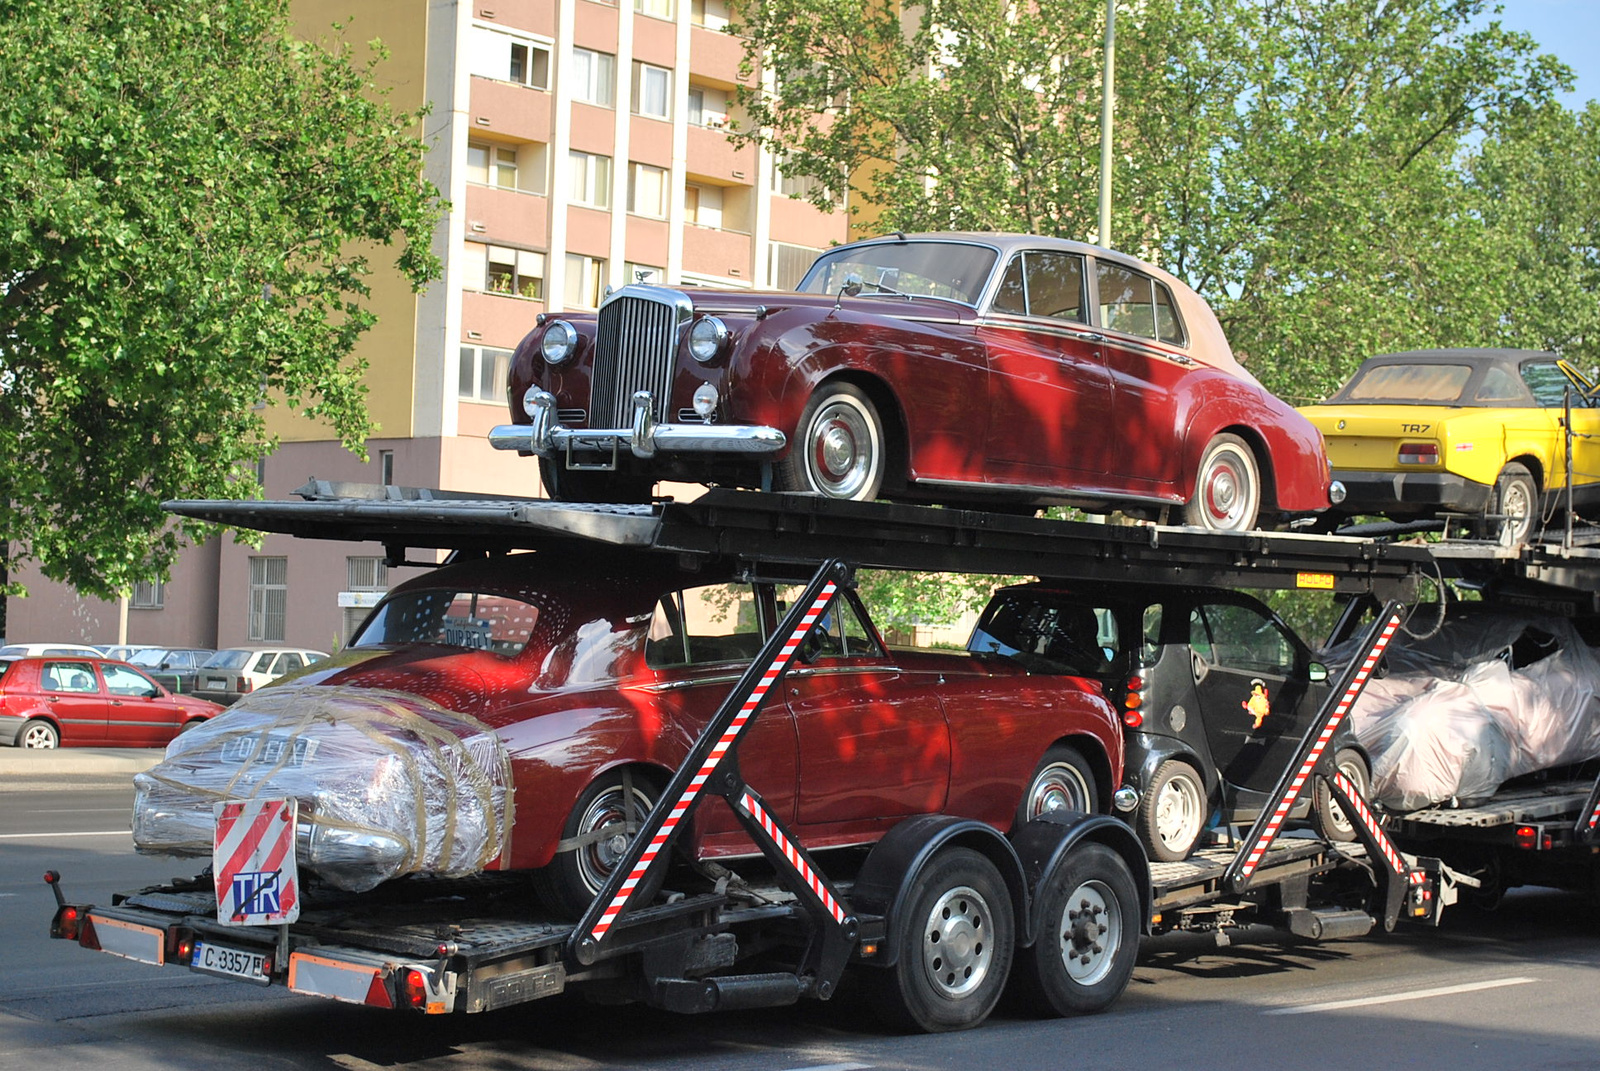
<box><xmin>0</xmin><ymin>0</ymin><xmax>442</xmax><ymax>598</ymax></box>
<box><xmin>734</xmin><ymin>0</ymin><xmax>1580</xmax><ymax>403</ymax></box>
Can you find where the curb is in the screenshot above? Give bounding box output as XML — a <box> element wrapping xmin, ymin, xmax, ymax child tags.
<box><xmin>0</xmin><ymin>748</ymin><xmax>163</xmax><ymax>778</ymax></box>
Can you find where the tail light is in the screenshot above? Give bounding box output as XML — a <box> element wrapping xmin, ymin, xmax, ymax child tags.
<box><xmin>51</xmin><ymin>904</ymin><xmax>84</xmax><ymax>942</ymax></box>
<box><xmin>169</xmin><ymin>926</ymin><xmax>197</xmax><ymax>964</ymax></box>
<box><xmin>1398</xmin><ymin>442</ymin><xmax>1440</xmax><ymax>465</ymax></box>
<box><xmin>1122</xmin><ymin>673</ymin><xmax>1145</xmax><ymax>728</ymax></box>
<box><xmin>1514</xmin><ymin>825</ymin><xmax>1552</xmax><ymax>850</ymax></box>
<box><xmin>400</xmin><ymin>968</ymin><xmax>429</xmax><ymax>1009</ymax></box>
<box><xmin>237</xmin><ymin>676</ymin><xmax>252</xmax><ymax>693</ymax></box>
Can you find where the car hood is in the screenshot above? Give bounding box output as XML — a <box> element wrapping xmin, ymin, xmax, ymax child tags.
<box><xmin>292</xmin><ymin>646</ymin><xmax>492</xmax><ymax>712</ymax></box>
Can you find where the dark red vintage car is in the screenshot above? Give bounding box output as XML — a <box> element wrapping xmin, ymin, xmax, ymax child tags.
<box><xmin>0</xmin><ymin>657</ymin><xmax>222</xmax><ymax>748</ymax></box>
<box><xmin>491</xmin><ymin>233</ymin><xmax>1339</xmax><ymax>532</ymax></box>
<box><xmin>132</xmin><ymin>552</ymin><xmax>1122</xmax><ymax>917</ymax></box>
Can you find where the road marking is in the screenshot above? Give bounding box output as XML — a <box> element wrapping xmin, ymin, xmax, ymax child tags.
<box><xmin>1264</xmin><ymin>976</ymin><xmax>1538</xmax><ymax>1015</ymax></box>
<box><xmin>0</xmin><ymin>830</ymin><xmax>130</xmax><ymax>840</ymax></box>
<box><xmin>781</xmin><ymin>1065</ymin><xmax>872</xmax><ymax>1071</ymax></box>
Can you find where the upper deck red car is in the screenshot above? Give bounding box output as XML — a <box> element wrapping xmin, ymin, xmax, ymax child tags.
<box><xmin>491</xmin><ymin>233</ymin><xmax>1339</xmax><ymax>532</ymax></box>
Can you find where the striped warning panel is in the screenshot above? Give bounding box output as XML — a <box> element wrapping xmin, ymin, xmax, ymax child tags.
<box><xmin>738</xmin><ymin>791</ymin><xmax>846</xmax><ymax>923</ymax></box>
<box><xmin>588</xmin><ymin>581</ymin><xmax>838</xmax><ymax>942</ymax></box>
<box><xmin>1237</xmin><ymin>612</ymin><xmax>1400</xmax><ymax>880</ymax></box>
<box><xmin>213</xmin><ymin>797</ymin><xmax>300</xmax><ymax>925</ymax></box>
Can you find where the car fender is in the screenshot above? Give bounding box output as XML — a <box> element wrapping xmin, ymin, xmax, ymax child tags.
<box><xmin>1127</xmin><ymin>736</ymin><xmax>1221</xmax><ymax>804</ymax></box>
<box><xmin>1009</xmin><ymin>810</ymin><xmax>1153</xmax><ymax>939</ymax></box>
<box><xmin>1181</xmin><ymin>394</ymin><xmax>1330</xmax><ymax>512</ymax></box>
<box><xmin>849</xmin><ymin>815</ymin><xmax>1028</xmax><ymax>968</ymax></box>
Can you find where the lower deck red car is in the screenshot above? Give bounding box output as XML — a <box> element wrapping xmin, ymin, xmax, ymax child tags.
<box><xmin>133</xmin><ymin>552</ymin><xmax>1123</xmax><ymax>917</ymax></box>
<box><xmin>0</xmin><ymin>657</ymin><xmax>222</xmax><ymax>748</ymax></box>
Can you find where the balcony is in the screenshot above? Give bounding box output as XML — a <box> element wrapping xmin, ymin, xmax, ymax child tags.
<box><xmin>464</xmin><ymin>186</ymin><xmax>549</xmax><ymax>249</ymax></box>
<box><xmin>468</xmin><ymin>77</ymin><xmax>551</xmax><ymax>144</ymax></box>
<box><xmin>682</xmin><ymin>225</ymin><xmax>751</xmax><ymax>282</ymax></box>
<box><xmin>686</xmin><ymin>124</ymin><xmax>756</xmax><ymax>185</ymax></box>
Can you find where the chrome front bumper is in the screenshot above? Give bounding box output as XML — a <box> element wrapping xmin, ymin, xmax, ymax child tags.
<box><xmin>489</xmin><ymin>390</ymin><xmax>786</xmax><ymax>464</ymax></box>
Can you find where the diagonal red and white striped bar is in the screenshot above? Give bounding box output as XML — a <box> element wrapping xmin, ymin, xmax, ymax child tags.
<box><xmin>737</xmin><ymin>790</ymin><xmax>847</xmax><ymax>924</ymax></box>
<box><xmin>1231</xmin><ymin>609</ymin><xmax>1402</xmax><ymax>885</ymax></box>
<box><xmin>587</xmin><ymin>579</ymin><xmax>840</xmax><ymax>944</ymax></box>
<box><xmin>1330</xmin><ymin>770</ymin><xmax>1408</xmax><ymax>880</ymax></box>
<box><xmin>1580</xmin><ymin>787</ymin><xmax>1600</xmax><ymax>838</ymax></box>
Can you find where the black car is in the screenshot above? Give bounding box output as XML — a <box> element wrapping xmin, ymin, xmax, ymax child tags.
<box><xmin>970</xmin><ymin>581</ymin><xmax>1369</xmax><ymax>860</ymax></box>
<box><xmin>125</xmin><ymin>648</ymin><xmax>216</xmax><ymax>695</ymax></box>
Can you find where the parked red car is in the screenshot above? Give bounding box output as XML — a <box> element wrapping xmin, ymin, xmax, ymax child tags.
<box><xmin>0</xmin><ymin>657</ymin><xmax>222</xmax><ymax>748</ymax></box>
<box><xmin>491</xmin><ymin>233</ymin><xmax>1339</xmax><ymax>532</ymax></box>
<box><xmin>132</xmin><ymin>552</ymin><xmax>1123</xmax><ymax>917</ymax></box>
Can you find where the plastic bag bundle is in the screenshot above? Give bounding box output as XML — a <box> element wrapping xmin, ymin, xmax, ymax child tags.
<box><xmin>133</xmin><ymin>685</ymin><xmax>514</xmax><ymax>892</ymax></box>
<box><xmin>1346</xmin><ymin>608</ymin><xmax>1600</xmax><ymax>811</ymax></box>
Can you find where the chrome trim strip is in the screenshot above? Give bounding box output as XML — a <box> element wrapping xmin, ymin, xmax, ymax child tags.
<box><xmin>978</xmin><ymin>315</ymin><xmax>1194</xmax><ymax>363</ymax></box>
<box><xmin>913</xmin><ymin>475</ymin><xmax>1178</xmax><ymax>508</ymax></box>
<box><xmin>490</xmin><ymin>413</ymin><xmax>787</xmax><ymax>458</ymax></box>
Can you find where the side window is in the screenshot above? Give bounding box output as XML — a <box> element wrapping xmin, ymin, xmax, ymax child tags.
<box><xmin>253</xmin><ymin>653</ymin><xmax>276</xmax><ymax>674</ymax></box>
<box><xmin>1198</xmin><ymin>603</ymin><xmax>1295</xmax><ymax>674</ymax></box>
<box><xmin>1476</xmin><ymin>364</ymin><xmax>1528</xmax><ymax>404</ymax></box>
<box><xmin>103</xmin><ymin>664</ymin><xmax>158</xmax><ymax>698</ymax></box>
<box><xmin>989</xmin><ymin>252</ymin><xmax>1086</xmax><ymax>323</ymax></box>
<box><xmin>806</xmin><ymin>595</ymin><xmax>883</xmax><ymax>660</ymax></box>
<box><xmin>1141</xmin><ymin>603</ymin><xmax>1163</xmax><ymax>664</ymax></box>
<box><xmin>646</xmin><ymin>583</ymin><xmax>764</xmax><ymax>668</ymax></box>
<box><xmin>43</xmin><ymin>661</ymin><xmax>98</xmax><ymax>693</ymax></box>
<box><xmin>1188</xmin><ymin>607</ymin><xmax>1214</xmax><ymax>661</ymax></box>
<box><xmin>1521</xmin><ymin>362</ymin><xmax>1577</xmax><ymax>407</ymax></box>
<box><xmin>993</xmin><ymin>255</ymin><xmax>1027</xmax><ymax>315</ymax></box>
<box><xmin>281</xmin><ymin>653</ymin><xmax>306</xmax><ymax>673</ymax></box>
<box><xmin>1096</xmin><ymin>262</ymin><xmax>1185</xmax><ymax>344</ymax></box>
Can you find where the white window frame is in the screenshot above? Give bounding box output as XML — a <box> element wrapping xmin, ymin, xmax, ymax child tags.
<box><xmin>767</xmin><ymin>241</ymin><xmax>821</xmax><ymax>291</ymax></box>
<box><xmin>459</xmin><ymin>344</ymin><xmax>514</xmax><ymax>403</ymax></box>
<box><xmin>569</xmin><ymin>151</ymin><xmax>613</xmax><ymax>209</ymax></box>
<box><xmin>468</xmin><ymin>24</ymin><xmax>551</xmax><ymax>90</ymax></box>
<box><xmin>627</xmin><ymin>162</ymin><xmax>669</xmax><ymax>218</ymax></box>
<box><xmin>131</xmin><ymin>580</ymin><xmax>164</xmax><ymax>610</ymax></box>
<box><xmin>566</xmin><ymin>254</ymin><xmax>607</xmax><ymax>309</ymax></box>
<box><xmin>571</xmin><ymin>47</ymin><xmax>616</xmax><ymax>107</ymax></box>
<box><xmin>632</xmin><ymin>62</ymin><xmax>670</xmax><ymax>119</ymax></box>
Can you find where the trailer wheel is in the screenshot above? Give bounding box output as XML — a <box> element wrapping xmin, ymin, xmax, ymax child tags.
<box><xmin>535</xmin><ymin>767</ymin><xmax>662</xmax><ymax>919</ymax></box>
<box><xmin>1016</xmin><ymin>745</ymin><xmax>1098</xmax><ymax>829</ymax></box>
<box><xmin>864</xmin><ymin>847</ymin><xmax>1015</xmax><ymax>1033</ymax></box>
<box><xmin>1012</xmin><ymin>842</ymin><xmax>1139</xmax><ymax>1017</ymax></box>
<box><xmin>1139</xmin><ymin>759</ymin><xmax>1206</xmax><ymax>861</ymax></box>
<box><xmin>1313</xmin><ymin>749</ymin><xmax>1370</xmax><ymax>842</ymax></box>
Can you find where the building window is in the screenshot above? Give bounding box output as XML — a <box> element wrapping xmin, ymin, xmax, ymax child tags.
<box><xmin>131</xmin><ymin>580</ymin><xmax>165</xmax><ymax>610</ymax></box>
<box><xmin>572</xmin><ymin>47</ymin><xmax>616</xmax><ymax>107</ymax></box>
<box><xmin>773</xmin><ymin>155</ymin><xmax>831</xmax><ymax>200</ymax></box>
<box><xmin>347</xmin><ymin>557</ymin><xmax>389</xmax><ymax>592</ymax></box>
<box><xmin>468</xmin><ymin>24</ymin><xmax>551</xmax><ymax>89</ymax></box>
<box><xmin>467</xmin><ymin>141</ymin><xmax>548</xmax><ymax>195</ymax></box>
<box><xmin>248</xmin><ymin>557</ymin><xmax>288</xmax><ymax>642</ymax></box>
<box><xmin>687</xmin><ymin>85</ymin><xmax>728</xmax><ymax>128</ymax></box>
<box><xmin>566</xmin><ymin>254</ymin><xmax>607</xmax><ymax>309</ymax></box>
<box><xmin>767</xmin><ymin>242</ymin><xmax>820</xmax><ymax>291</ymax></box>
<box><xmin>569</xmin><ymin>150</ymin><xmax>612</xmax><ymax>209</ymax></box>
<box><xmin>379</xmin><ymin>450</ymin><xmax>395</xmax><ymax>485</ymax></box>
<box><xmin>632</xmin><ymin>62</ymin><xmax>670</xmax><ymax>119</ymax></box>
<box><xmin>628</xmin><ymin>162</ymin><xmax>668</xmax><ymax>217</ymax></box>
<box><xmin>690</xmin><ymin>0</ymin><xmax>731</xmax><ymax>29</ymax></box>
<box><xmin>635</xmin><ymin>0</ymin><xmax>673</xmax><ymax>17</ymax></box>
<box><xmin>624</xmin><ymin>262</ymin><xmax>665</xmax><ymax>286</ymax></box>
<box><xmin>459</xmin><ymin>345</ymin><xmax>513</xmax><ymax>402</ymax></box>
<box><xmin>684</xmin><ymin>182</ymin><xmax>723</xmax><ymax>227</ymax></box>
<box><xmin>464</xmin><ymin>241</ymin><xmax>546</xmax><ymax>298</ymax></box>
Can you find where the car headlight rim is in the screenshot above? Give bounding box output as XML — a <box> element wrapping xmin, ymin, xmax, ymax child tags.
<box><xmin>541</xmin><ymin>320</ymin><xmax>578</xmax><ymax>365</ymax></box>
<box><xmin>688</xmin><ymin>316</ymin><xmax>730</xmax><ymax>364</ymax></box>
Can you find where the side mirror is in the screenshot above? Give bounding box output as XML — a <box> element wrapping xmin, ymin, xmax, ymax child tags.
<box><xmin>1309</xmin><ymin>661</ymin><xmax>1329</xmax><ymax>683</ymax></box>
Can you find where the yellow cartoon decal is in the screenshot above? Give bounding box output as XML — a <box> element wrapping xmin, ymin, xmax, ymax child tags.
<box><xmin>1243</xmin><ymin>678</ymin><xmax>1271</xmax><ymax>729</ymax></box>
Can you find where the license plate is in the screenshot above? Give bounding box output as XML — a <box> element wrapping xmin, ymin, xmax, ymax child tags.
<box><xmin>191</xmin><ymin>940</ymin><xmax>271</xmax><ymax>985</ymax></box>
<box><xmin>202</xmin><ymin>676</ymin><xmax>228</xmax><ymax>690</ymax></box>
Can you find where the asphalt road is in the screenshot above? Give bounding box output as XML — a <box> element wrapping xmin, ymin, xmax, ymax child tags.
<box><xmin>4</xmin><ymin>777</ymin><xmax>1600</xmax><ymax>1071</ymax></box>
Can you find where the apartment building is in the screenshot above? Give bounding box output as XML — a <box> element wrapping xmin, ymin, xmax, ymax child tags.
<box><xmin>5</xmin><ymin>0</ymin><xmax>849</xmax><ymax>652</ymax></box>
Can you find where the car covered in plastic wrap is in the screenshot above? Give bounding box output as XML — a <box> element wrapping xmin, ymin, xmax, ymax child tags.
<box><xmin>133</xmin><ymin>551</ymin><xmax>1123</xmax><ymax>916</ymax></box>
<box><xmin>489</xmin><ymin>233</ymin><xmax>1340</xmax><ymax>532</ymax></box>
<box><xmin>1332</xmin><ymin>603</ymin><xmax>1600</xmax><ymax>811</ymax></box>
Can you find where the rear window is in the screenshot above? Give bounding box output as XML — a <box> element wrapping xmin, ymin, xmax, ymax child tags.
<box><xmin>203</xmin><ymin>650</ymin><xmax>254</xmax><ymax>670</ymax></box>
<box><xmin>353</xmin><ymin>589</ymin><xmax>540</xmax><ymax>656</ymax></box>
<box><xmin>969</xmin><ymin>595</ymin><xmax>1120</xmax><ymax>676</ymax></box>
<box><xmin>1344</xmin><ymin>363</ymin><xmax>1472</xmax><ymax>403</ymax></box>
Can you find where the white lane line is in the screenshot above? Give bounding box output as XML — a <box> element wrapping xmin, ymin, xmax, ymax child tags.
<box><xmin>0</xmin><ymin>830</ymin><xmax>130</xmax><ymax>840</ymax></box>
<box><xmin>781</xmin><ymin>1065</ymin><xmax>872</xmax><ymax>1071</ymax></box>
<box><xmin>1264</xmin><ymin>976</ymin><xmax>1538</xmax><ymax>1016</ymax></box>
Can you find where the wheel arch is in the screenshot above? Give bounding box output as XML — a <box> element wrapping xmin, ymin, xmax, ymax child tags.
<box><xmin>851</xmin><ymin>815</ymin><xmax>1028</xmax><ymax>968</ymax></box>
<box><xmin>804</xmin><ymin>369</ymin><xmax>911</xmax><ymax>492</ymax></box>
<box><xmin>18</xmin><ymin>713</ymin><xmax>62</xmax><ymax>745</ymax></box>
<box><xmin>1010</xmin><ymin>812</ymin><xmax>1153</xmax><ymax>941</ymax></box>
<box><xmin>1196</xmin><ymin>423</ymin><xmax>1277</xmax><ymax>513</ymax></box>
<box><xmin>1504</xmin><ymin>454</ymin><xmax>1544</xmax><ymax>491</ymax></box>
<box><xmin>1045</xmin><ymin>732</ymin><xmax>1117</xmax><ymax>815</ymax></box>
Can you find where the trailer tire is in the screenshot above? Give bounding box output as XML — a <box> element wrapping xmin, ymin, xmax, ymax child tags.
<box><xmin>1012</xmin><ymin>842</ymin><xmax>1139</xmax><ymax>1017</ymax></box>
<box><xmin>535</xmin><ymin>767</ymin><xmax>662</xmax><ymax>919</ymax></box>
<box><xmin>1016</xmin><ymin>745</ymin><xmax>1098</xmax><ymax>829</ymax></box>
<box><xmin>1138</xmin><ymin>759</ymin><xmax>1206</xmax><ymax>861</ymax></box>
<box><xmin>863</xmin><ymin>847</ymin><xmax>1015</xmax><ymax>1033</ymax></box>
<box><xmin>1313</xmin><ymin>749</ymin><xmax>1370</xmax><ymax>842</ymax></box>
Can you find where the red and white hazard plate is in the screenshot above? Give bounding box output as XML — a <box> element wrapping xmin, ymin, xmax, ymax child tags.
<box><xmin>213</xmin><ymin>797</ymin><xmax>301</xmax><ymax>925</ymax></box>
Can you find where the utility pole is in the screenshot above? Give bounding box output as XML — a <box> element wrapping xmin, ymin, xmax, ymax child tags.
<box><xmin>1098</xmin><ymin>0</ymin><xmax>1116</xmax><ymax>247</ymax></box>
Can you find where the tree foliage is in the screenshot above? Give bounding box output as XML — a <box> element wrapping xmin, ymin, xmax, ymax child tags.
<box><xmin>0</xmin><ymin>0</ymin><xmax>442</xmax><ymax>597</ymax></box>
<box><xmin>735</xmin><ymin>0</ymin><xmax>1589</xmax><ymax>406</ymax></box>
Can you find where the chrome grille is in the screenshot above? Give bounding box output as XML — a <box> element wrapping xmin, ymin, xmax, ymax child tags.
<box><xmin>592</xmin><ymin>287</ymin><xmax>690</xmax><ymax>427</ymax></box>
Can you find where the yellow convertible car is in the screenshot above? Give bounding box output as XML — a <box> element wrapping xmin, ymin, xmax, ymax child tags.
<box><xmin>1299</xmin><ymin>349</ymin><xmax>1600</xmax><ymax>544</ymax></box>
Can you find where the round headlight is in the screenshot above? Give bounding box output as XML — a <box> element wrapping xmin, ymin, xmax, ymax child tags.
<box><xmin>541</xmin><ymin>320</ymin><xmax>578</xmax><ymax>365</ymax></box>
<box><xmin>687</xmin><ymin>316</ymin><xmax>729</xmax><ymax>364</ymax></box>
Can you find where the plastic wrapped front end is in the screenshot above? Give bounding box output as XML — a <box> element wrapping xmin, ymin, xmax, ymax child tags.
<box><xmin>133</xmin><ymin>685</ymin><xmax>513</xmax><ymax>892</ymax></box>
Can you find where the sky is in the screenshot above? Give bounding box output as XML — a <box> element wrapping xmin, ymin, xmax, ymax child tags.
<box><xmin>1484</xmin><ymin>0</ymin><xmax>1600</xmax><ymax>107</ymax></box>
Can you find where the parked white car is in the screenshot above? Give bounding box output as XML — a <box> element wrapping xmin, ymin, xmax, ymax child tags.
<box><xmin>0</xmin><ymin>642</ymin><xmax>106</xmax><ymax>660</ymax></box>
<box><xmin>192</xmin><ymin>647</ymin><xmax>329</xmax><ymax>705</ymax></box>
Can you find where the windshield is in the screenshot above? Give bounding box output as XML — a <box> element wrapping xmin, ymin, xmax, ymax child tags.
<box><xmin>129</xmin><ymin>650</ymin><xmax>166</xmax><ymax>667</ymax></box>
<box><xmin>797</xmin><ymin>241</ymin><xmax>998</xmax><ymax>306</ymax></box>
<box><xmin>203</xmin><ymin>649</ymin><xmax>254</xmax><ymax>670</ymax></box>
<box><xmin>353</xmin><ymin>589</ymin><xmax>540</xmax><ymax>656</ymax></box>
